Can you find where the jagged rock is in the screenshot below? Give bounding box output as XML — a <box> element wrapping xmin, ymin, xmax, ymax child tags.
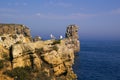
<box><xmin>53</xmin><ymin>64</ymin><xmax>67</xmax><ymax>76</ymax></box>
<box><xmin>41</xmin><ymin>50</ymin><xmax>63</xmax><ymax>65</ymax></box>
<box><xmin>11</xmin><ymin>41</ymin><xmax>52</xmax><ymax>58</ymax></box>
<box><xmin>65</xmin><ymin>24</ymin><xmax>80</xmax><ymax>52</ymax></box>
<box><xmin>0</xmin><ymin>24</ymin><xmax>31</xmax><ymax>37</ymax></box>
<box><xmin>0</xmin><ymin>24</ymin><xmax>31</xmax><ymax>49</ymax></box>
<box><xmin>65</xmin><ymin>24</ymin><xmax>79</xmax><ymax>39</ymax></box>
<box><xmin>12</xmin><ymin>43</ymin><xmax>35</xmax><ymax>58</ymax></box>
<box><xmin>0</xmin><ymin>34</ymin><xmax>31</xmax><ymax>49</ymax></box>
<box><xmin>12</xmin><ymin>53</ymin><xmax>41</xmax><ymax>69</ymax></box>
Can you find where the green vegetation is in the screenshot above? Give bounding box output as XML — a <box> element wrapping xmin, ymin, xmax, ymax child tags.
<box><xmin>0</xmin><ymin>60</ymin><xmax>4</xmax><ymax>69</ymax></box>
<box><xmin>35</xmin><ymin>48</ymin><xmax>44</xmax><ymax>54</ymax></box>
<box><xmin>3</xmin><ymin>66</ymin><xmax>34</xmax><ymax>80</ymax></box>
<box><xmin>52</xmin><ymin>39</ymin><xmax>61</xmax><ymax>45</ymax></box>
<box><xmin>15</xmin><ymin>41</ymin><xmax>22</xmax><ymax>44</ymax></box>
<box><xmin>2</xmin><ymin>53</ymin><xmax>9</xmax><ymax>61</ymax></box>
<box><xmin>52</xmin><ymin>46</ymin><xmax>59</xmax><ymax>51</ymax></box>
<box><xmin>3</xmin><ymin>65</ymin><xmax>52</xmax><ymax>80</ymax></box>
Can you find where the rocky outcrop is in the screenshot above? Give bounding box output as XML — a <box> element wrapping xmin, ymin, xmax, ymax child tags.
<box><xmin>65</xmin><ymin>24</ymin><xmax>80</xmax><ymax>52</ymax></box>
<box><xmin>0</xmin><ymin>24</ymin><xmax>80</xmax><ymax>80</ymax></box>
<box><xmin>0</xmin><ymin>24</ymin><xmax>31</xmax><ymax>49</ymax></box>
<box><xmin>0</xmin><ymin>24</ymin><xmax>31</xmax><ymax>37</ymax></box>
<box><xmin>66</xmin><ymin>24</ymin><xmax>79</xmax><ymax>39</ymax></box>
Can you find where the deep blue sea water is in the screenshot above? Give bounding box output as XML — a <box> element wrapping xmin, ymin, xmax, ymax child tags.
<box><xmin>73</xmin><ymin>41</ymin><xmax>120</xmax><ymax>80</ymax></box>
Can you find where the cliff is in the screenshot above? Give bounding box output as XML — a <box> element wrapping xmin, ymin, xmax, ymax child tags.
<box><xmin>0</xmin><ymin>24</ymin><xmax>80</xmax><ymax>80</ymax></box>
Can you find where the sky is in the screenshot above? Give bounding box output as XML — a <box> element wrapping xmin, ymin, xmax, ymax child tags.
<box><xmin>0</xmin><ymin>0</ymin><xmax>120</xmax><ymax>40</ymax></box>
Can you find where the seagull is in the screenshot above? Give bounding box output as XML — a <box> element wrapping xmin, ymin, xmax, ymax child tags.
<box><xmin>50</xmin><ymin>34</ymin><xmax>55</xmax><ymax>39</ymax></box>
<box><xmin>60</xmin><ymin>35</ymin><xmax>63</xmax><ymax>39</ymax></box>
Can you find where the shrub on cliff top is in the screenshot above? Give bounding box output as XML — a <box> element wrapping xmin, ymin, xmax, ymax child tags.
<box><xmin>0</xmin><ymin>60</ymin><xmax>4</xmax><ymax>69</ymax></box>
<box><xmin>15</xmin><ymin>41</ymin><xmax>22</xmax><ymax>44</ymax></box>
<box><xmin>52</xmin><ymin>39</ymin><xmax>61</xmax><ymax>45</ymax></box>
<box><xmin>52</xmin><ymin>46</ymin><xmax>59</xmax><ymax>51</ymax></box>
<box><xmin>2</xmin><ymin>53</ymin><xmax>9</xmax><ymax>61</ymax></box>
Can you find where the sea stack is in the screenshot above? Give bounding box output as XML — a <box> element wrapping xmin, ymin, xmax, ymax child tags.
<box><xmin>65</xmin><ymin>24</ymin><xmax>80</xmax><ymax>53</ymax></box>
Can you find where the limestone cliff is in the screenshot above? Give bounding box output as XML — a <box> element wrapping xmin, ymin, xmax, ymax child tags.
<box><xmin>0</xmin><ymin>24</ymin><xmax>80</xmax><ymax>80</ymax></box>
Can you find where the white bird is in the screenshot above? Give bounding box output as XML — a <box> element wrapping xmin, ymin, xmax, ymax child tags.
<box><xmin>38</xmin><ymin>36</ymin><xmax>41</xmax><ymax>39</ymax></box>
<box><xmin>60</xmin><ymin>35</ymin><xmax>63</xmax><ymax>39</ymax></box>
<box><xmin>50</xmin><ymin>34</ymin><xmax>55</xmax><ymax>39</ymax></box>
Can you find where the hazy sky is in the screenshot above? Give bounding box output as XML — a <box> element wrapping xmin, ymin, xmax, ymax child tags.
<box><xmin>0</xmin><ymin>0</ymin><xmax>120</xmax><ymax>40</ymax></box>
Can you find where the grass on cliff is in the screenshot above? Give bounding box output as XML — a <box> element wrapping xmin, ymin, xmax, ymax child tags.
<box><xmin>0</xmin><ymin>54</ymin><xmax>10</xmax><ymax>70</ymax></box>
<box><xmin>15</xmin><ymin>41</ymin><xmax>22</xmax><ymax>44</ymax></box>
<box><xmin>3</xmin><ymin>66</ymin><xmax>35</xmax><ymax>80</ymax></box>
<box><xmin>3</xmin><ymin>65</ymin><xmax>53</xmax><ymax>80</ymax></box>
<box><xmin>52</xmin><ymin>46</ymin><xmax>59</xmax><ymax>51</ymax></box>
<box><xmin>51</xmin><ymin>39</ymin><xmax>61</xmax><ymax>45</ymax></box>
<box><xmin>0</xmin><ymin>60</ymin><xmax>4</xmax><ymax>69</ymax></box>
<box><xmin>2</xmin><ymin>53</ymin><xmax>9</xmax><ymax>61</ymax></box>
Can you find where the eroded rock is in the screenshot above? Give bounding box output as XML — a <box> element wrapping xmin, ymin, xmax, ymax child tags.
<box><xmin>0</xmin><ymin>24</ymin><xmax>31</xmax><ymax>37</ymax></box>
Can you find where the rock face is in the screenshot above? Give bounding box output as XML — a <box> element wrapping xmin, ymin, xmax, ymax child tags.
<box><xmin>0</xmin><ymin>24</ymin><xmax>31</xmax><ymax>37</ymax></box>
<box><xmin>65</xmin><ymin>24</ymin><xmax>80</xmax><ymax>52</ymax></box>
<box><xmin>66</xmin><ymin>24</ymin><xmax>79</xmax><ymax>39</ymax></box>
<box><xmin>0</xmin><ymin>24</ymin><xmax>31</xmax><ymax>49</ymax></box>
<box><xmin>0</xmin><ymin>24</ymin><xmax>80</xmax><ymax>80</ymax></box>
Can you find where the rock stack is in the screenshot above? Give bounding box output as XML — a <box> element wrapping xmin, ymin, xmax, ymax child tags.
<box><xmin>66</xmin><ymin>24</ymin><xmax>79</xmax><ymax>39</ymax></box>
<box><xmin>65</xmin><ymin>24</ymin><xmax>80</xmax><ymax>52</ymax></box>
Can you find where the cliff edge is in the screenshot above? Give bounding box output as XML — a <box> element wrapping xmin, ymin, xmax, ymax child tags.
<box><xmin>0</xmin><ymin>24</ymin><xmax>80</xmax><ymax>80</ymax></box>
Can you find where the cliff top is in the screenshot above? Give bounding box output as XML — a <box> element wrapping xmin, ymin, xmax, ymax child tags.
<box><xmin>0</xmin><ymin>23</ymin><xmax>30</xmax><ymax>37</ymax></box>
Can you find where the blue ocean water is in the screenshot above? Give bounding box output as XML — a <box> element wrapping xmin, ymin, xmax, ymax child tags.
<box><xmin>73</xmin><ymin>41</ymin><xmax>120</xmax><ymax>80</ymax></box>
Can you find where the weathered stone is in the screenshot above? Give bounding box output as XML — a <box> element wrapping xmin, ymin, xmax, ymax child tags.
<box><xmin>65</xmin><ymin>24</ymin><xmax>79</xmax><ymax>39</ymax></box>
<box><xmin>0</xmin><ymin>24</ymin><xmax>31</xmax><ymax>49</ymax></box>
<box><xmin>65</xmin><ymin>24</ymin><xmax>80</xmax><ymax>52</ymax></box>
<box><xmin>53</xmin><ymin>64</ymin><xmax>66</xmax><ymax>76</ymax></box>
<box><xmin>12</xmin><ymin>53</ymin><xmax>41</xmax><ymax>69</ymax></box>
<box><xmin>41</xmin><ymin>50</ymin><xmax>63</xmax><ymax>65</ymax></box>
<box><xmin>12</xmin><ymin>43</ymin><xmax>35</xmax><ymax>58</ymax></box>
<box><xmin>0</xmin><ymin>24</ymin><xmax>31</xmax><ymax>37</ymax></box>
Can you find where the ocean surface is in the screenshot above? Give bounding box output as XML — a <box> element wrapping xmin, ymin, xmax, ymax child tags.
<box><xmin>73</xmin><ymin>40</ymin><xmax>120</xmax><ymax>80</ymax></box>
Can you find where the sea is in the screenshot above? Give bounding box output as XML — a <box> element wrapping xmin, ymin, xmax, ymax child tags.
<box><xmin>73</xmin><ymin>40</ymin><xmax>120</xmax><ymax>80</ymax></box>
